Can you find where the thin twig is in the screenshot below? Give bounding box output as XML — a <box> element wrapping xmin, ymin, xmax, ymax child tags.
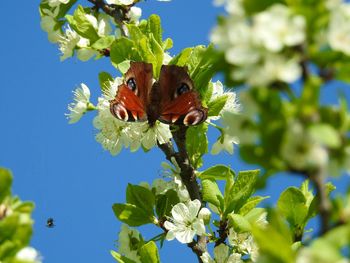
<box><xmin>87</xmin><ymin>0</ymin><xmax>131</xmax><ymax>36</ymax></box>
<box><xmin>309</xmin><ymin>169</ymin><xmax>331</xmax><ymax>234</ymax></box>
<box><xmin>158</xmin><ymin>126</ymin><xmax>207</xmax><ymax>262</ymax></box>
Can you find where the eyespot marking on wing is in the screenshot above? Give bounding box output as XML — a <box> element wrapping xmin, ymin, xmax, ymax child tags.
<box><xmin>183</xmin><ymin>110</ymin><xmax>205</xmax><ymax>126</ymax></box>
<box><xmin>112</xmin><ymin>104</ymin><xmax>129</xmax><ymax>121</ymax></box>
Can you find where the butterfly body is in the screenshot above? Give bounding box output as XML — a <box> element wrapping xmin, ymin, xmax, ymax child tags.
<box><xmin>110</xmin><ymin>62</ymin><xmax>207</xmax><ymax>126</ymax></box>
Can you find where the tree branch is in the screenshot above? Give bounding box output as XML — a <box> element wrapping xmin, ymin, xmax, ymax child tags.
<box><xmin>309</xmin><ymin>169</ymin><xmax>331</xmax><ymax>234</ymax></box>
<box><xmin>87</xmin><ymin>0</ymin><xmax>132</xmax><ymax>36</ymax></box>
<box><xmin>158</xmin><ymin>126</ymin><xmax>207</xmax><ymax>262</ymax></box>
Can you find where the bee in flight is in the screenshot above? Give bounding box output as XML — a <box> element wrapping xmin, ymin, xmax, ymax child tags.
<box><xmin>46</xmin><ymin>217</ymin><xmax>55</xmax><ymax>228</ymax></box>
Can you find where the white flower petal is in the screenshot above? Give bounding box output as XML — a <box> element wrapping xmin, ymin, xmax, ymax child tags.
<box><xmin>214</xmin><ymin>244</ymin><xmax>229</xmax><ymax>263</ymax></box>
<box><xmin>129</xmin><ymin>6</ymin><xmax>142</xmax><ymax>24</ymax></box>
<box><xmin>174</xmin><ymin>228</ymin><xmax>196</xmax><ymax>243</ymax></box>
<box><xmin>188</xmin><ymin>199</ymin><xmax>201</xmax><ymax>218</ymax></box>
<box><xmin>164</xmin><ymin>221</ymin><xmax>176</xmax><ymax>231</ymax></box>
<box><xmin>192</xmin><ymin>219</ymin><xmax>205</xmax><ymax>235</ymax></box>
<box><xmin>171</xmin><ymin>203</ymin><xmax>189</xmax><ymax>223</ymax></box>
<box><xmin>165</xmin><ymin>229</ymin><xmax>176</xmax><ymax>241</ymax></box>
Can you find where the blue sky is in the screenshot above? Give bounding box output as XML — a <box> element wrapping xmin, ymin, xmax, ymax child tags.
<box><xmin>0</xmin><ymin>1</ymin><xmax>349</xmax><ymax>262</ymax></box>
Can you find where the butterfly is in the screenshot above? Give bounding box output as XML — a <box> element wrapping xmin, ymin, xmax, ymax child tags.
<box><xmin>109</xmin><ymin>62</ymin><xmax>208</xmax><ymax>126</ymax></box>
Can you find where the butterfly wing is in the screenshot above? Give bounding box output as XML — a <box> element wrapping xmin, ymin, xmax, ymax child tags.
<box><xmin>158</xmin><ymin>65</ymin><xmax>208</xmax><ymax>126</ymax></box>
<box><xmin>110</xmin><ymin>62</ymin><xmax>153</xmax><ymax>122</ymax></box>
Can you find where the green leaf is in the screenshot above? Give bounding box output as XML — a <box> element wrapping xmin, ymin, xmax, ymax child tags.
<box><xmin>238</xmin><ymin>196</ymin><xmax>269</xmax><ymax>216</ymax></box>
<box><xmin>228</xmin><ymin>213</ymin><xmax>251</xmax><ymax>232</ymax></box>
<box><xmin>201</xmin><ymin>179</ymin><xmax>224</xmax><ymax>209</ymax></box>
<box><xmin>126</xmin><ymin>184</ymin><xmax>155</xmax><ymax>216</ymax></box>
<box><xmin>66</xmin><ymin>6</ymin><xmax>99</xmax><ymax>42</ymax></box>
<box><xmin>243</xmin><ymin>0</ymin><xmax>285</xmax><ymax>15</ymax></box>
<box><xmin>137</xmin><ymin>37</ymin><xmax>157</xmax><ymax>68</ymax></box>
<box><xmin>112</xmin><ymin>203</ymin><xmax>154</xmax><ymax>226</ymax></box>
<box><xmin>252</xmin><ymin>210</ymin><xmax>295</xmax><ymax>263</ymax></box>
<box><xmin>308</xmin><ymin>123</ymin><xmax>341</xmax><ymax>148</ymax></box>
<box><xmin>277</xmin><ymin>187</ymin><xmax>308</xmax><ymax>232</ymax></box>
<box><xmin>110</xmin><ymin>38</ymin><xmax>139</xmax><ymax>70</ymax></box>
<box><xmin>188</xmin><ymin>45</ymin><xmax>218</xmax><ymax>98</ymax></box>
<box><xmin>91</xmin><ymin>36</ymin><xmax>115</xmax><ymax>50</ymax></box>
<box><xmin>305</xmin><ymin>224</ymin><xmax>350</xmax><ymax>262</ymax></box>
<box><xmin>110</xmin><ymin>251</ymin><xmax>138</xmax><ymax>263</ymax></box>
<box><xmin>149</xmin><ymin>34</ymin><xmax>164</xmax><ymax>78</ymax></box>
<box><xmin>0</xmin><ymin>214</ymin><xmax>19</xmax><ymax>243</ymax></box>
<box><xmin>207</xmin><ymin>95</ymin><xmax>228</xmax><ymax>117</ymax></box>
<box><xmin>169</xmin><ymin>47</ymin><xmax>193</xmax><ymax>66</ymax></box>
<box><xmin>186</xmin><ymin>123</ymin><xmax>208</xmax><ymax>169</ymax></box>
<box><xmin>244</xmin><ymin>207</ymin><xmax>267</xmax><ymax>225</ymax></box>
<box><xmin>13</xmin><ymin>201</ymin><xmax>35</xmax><ymax>213</ymax></box>
<box><xmin>39</xmin><ymin>0</ymin><xmax>77</xmax><ymax>19</ymax></box>
<box><xmin>198</xmin><ymin>165</ymin><xmax>234</xmax><ymax>181</ymax></box>
<box><xmin>162</xmin><ymin>38</ymin><xmax>173</xmax><ymax>50</ymax></box>
<box><xmin>155</xmin><ymin>189</ymin><xmax>180</xmax><ymax>218</ymax></box>
<box><xmin>118</xmin><ymin>60</ymin><xmax>131</xmax><ymax>74</ymax></box>
<box><xmin>139</xmin><ymin>241</ymin><xmax>160</xmax><ymax>263</ymax></box>
<box><xmin>147</xmin><ymin>15</ymin><xmax>162</xmax><ymax>45</ymax></box>
<box><xmin>98</xmin><ymin>71</ymin><xmax>113</xmax><ymax>96</ymax></box>
<box><xmin>225</xmin><ymin>170</ymin><xmax>259</xmax><ymax>215</ymax></box>
<box><xmin>300</xmin><ymin>180</ymin><xmax>314</xmax><ymax>207</ymax></box>
<box><xmin>0</xmin><ymin>168</ymin><xmax>12</xmax><ymax>202</ymax></box>
<box><xmin>128</xmin><ymin>24</ymin><xmax>144</xmax><ymax>41</ymax></box>
<box><xmin>335</xmin><ymin>62</ymin><xmax>350</xmax><ymax>82</ymax></box>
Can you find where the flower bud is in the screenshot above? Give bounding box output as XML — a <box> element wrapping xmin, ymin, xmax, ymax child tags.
<box><xmin>198</xmin><ymin>207</ymin><xmax>211</xmax><ymax>225</ymax></box>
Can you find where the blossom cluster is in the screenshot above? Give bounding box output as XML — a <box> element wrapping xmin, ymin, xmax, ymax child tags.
<box><xmin>66</xmin><ymin>74</ymin><xmax>240</xmax><ymax>155</ymax></box>
<box><xmin>40</xmin><ymin>0</ymin><xmax>142</xmax><ymax>60</ymax></box>
<box><xmin>211</xmin><ymin>2</ymin><xmax>306</xmax><ymax>86</ymax></box>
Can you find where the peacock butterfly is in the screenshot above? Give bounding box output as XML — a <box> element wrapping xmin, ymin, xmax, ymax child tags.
<box><xmin>109</xmin><ymin>62</ymin><xmax>208</xmax><ymax>126</ymax></box>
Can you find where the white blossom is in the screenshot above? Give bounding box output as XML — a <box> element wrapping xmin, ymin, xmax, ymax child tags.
<box><xmin>328</xmin><ymin>3</ymin><xmax>350</xmax><ymax>55</ymax></box>
<box><xmin>164</xmin><ymin>199</ymin><xmax>206</xmax><ymax>243</ymax></box>
<box><xmin>140</xmin><ymin>122</ymin><xmax>172</xmax><ymax>150</ymax></box>
<box><xmin>118</xmin><ymin>224</ymin><xmax>141</xmax><ymax>263</ymax></box>
<box><xmin>211</xmin><ymin>134</ymin><xmax>238</xmax><ymax>155</ymax></box>
<box><xmin>222</xmin><ymin>90</ymin><xmax>258</xmax><ymax>145</ymax></box>
<box><xmin>16</xmin><ymin>247</ymin><xmax>42</xmax><ymax>263</ymax></box>
<box><xmin>211</xmin><ymin>3</ymin><xmax>305</xmax><ymax>86</ymax></box>
<box><xmin>66</xmin><ymin>83</ymin><xmax>92</xmax><ymax>124</ymax></box>
<box><xmin>75</xmin><ymin>14</ymin><xmax>112</xmax><ymax>61</ymax></box>
<box><xmin>58</xmin><ymin>26</ymin><xmax>83</xmax><ymax>61</ymax></box>
<box><xmin>129</xmin><ymin>6</ymin><xmax>142</xmax><ymax>24</ymax></box>
<box><xmin>105</xmin><ymin>0</ymin><xmax>134</xmax><ymax>5</ymax></box>
<box><xmin>153</xmin><ymin>159</ymin><xmax>190</xmax><ymax>202</ymax></box>
<box><xmin>85</xmin><ymin>14</ymin><xmax>112</xmax><ymax>37</ymax></box>
<box><xmin>209</xmin><ymin>80</ymin><xmax>240</xmax><ymax>154</ymax></box>
<box><xmin>47</xmin><ymin>0</ymin><xmax>69</xmax><ymax>7</ymax></box>
<box><xmin>93</xmin><ymin>103</ymin><xmax>141</xmax><ymax>155</ymax></box>
<box><xmin>210</xmin><ymin>80</ymin><xmax>240</xmax><ymax>116</ymax></box>
<box><xmin>228</xmin><ymin>230</ymin><xmax>259</xmax><ymax>261</ymax></box>
<box><xmin>253</xmin><ymin>4</ymin><xmax>305</xmax><ymax>52</ymax></box>
<box><xmin>94</xmin><ymin>77</ymin><xmax>172</xmax><ymax>155</ymax></box>
<box><xmin>201</xmin><ymin>244</ymin><xmax>243</xmax><ymax>263</ymax></box>
<box><xmin>198</xmin><ymin>207</ymin><xmax>211</xmax><ymax>224</ymax></box>
<box><xmin>40</xmin><ymin>9</ymin><xmax>62</xmax><ymax>43</ymax></box>
<box><xmin>281</xmin><ymin>121</ymin><xmax>329</xmax><ymax>171</ymax></box>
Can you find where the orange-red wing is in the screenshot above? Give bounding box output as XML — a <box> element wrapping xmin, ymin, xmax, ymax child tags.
<box><xmin>109</xmin><ymin>62</ymin><xmax>153</xmax><ymax>122</ymax></box>
<box><xmin>158</xmin><ymin>65</ymin><xmax>208</xmax><ymax>126</ymax></box>
<box><xmin>159</xmin><ymin>92</ymin><xmax>208</xmax><ymax>126</ymax></box>
<box><xmin>110</xmin><ymin>84</ymin><xmax>147</xmax><ymax>122</ymax></box>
